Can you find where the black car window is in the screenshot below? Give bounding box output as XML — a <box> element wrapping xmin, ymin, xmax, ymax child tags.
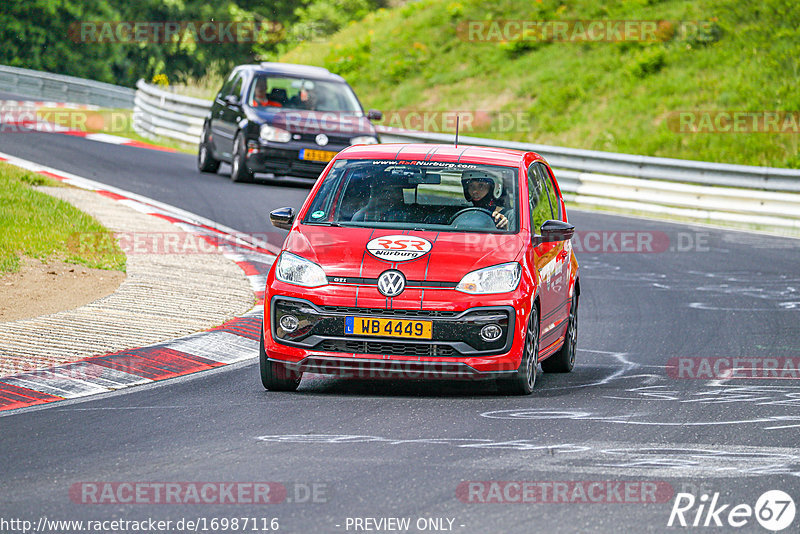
<box><xmin>527</xmin><ymin>162</ymin><xmax>554</xmax><ymax>233</ymax></box>
<box><xmin>230</xmin><ymin>75</ymin><xmax>244</xmax><ymax>100</ymax></box>
<box><xmin>246</xmin><ymin>75</ymin><xmax>362</xmax><ymax>114</ymax></box>
<box><xmin>217</xmin><ymin>71</ymin><xmax>238</xmax><ymax>100</ymax></box>
<box><xmin>537</xmin><ymin>163</ymin><xmax>562</xmax><ymax>220</ymax></box>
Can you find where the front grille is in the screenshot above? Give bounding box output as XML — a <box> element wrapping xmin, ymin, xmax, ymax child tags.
<box><xmin>296</xmin><ymin>133</ymin><xmax>351</xmax><ymax>145</ymax></box>
<box><xmin>318</xmin><ymin>339</ymin><xmax>457</xmax><ymax>357</ymax></box>
<box><xmin>318</xmin><ymin>306</ymin><xmax>460</xmax><ymax>318</ymax></box>
<box><xmin>291</xmin><ymin>160</ymin><xmax>327</xmax><ymax>174</ymax></box>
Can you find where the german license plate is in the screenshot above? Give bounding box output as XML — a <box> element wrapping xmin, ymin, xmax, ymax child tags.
<box><xmin>299</xmin><ymin>149</ymin><xmax>337</xmax><ymax>162</ymax></box>
<box><xmin>345</xmin><ymin>317</ymin><xmax>432</xmax><ymax>339</ymax></box>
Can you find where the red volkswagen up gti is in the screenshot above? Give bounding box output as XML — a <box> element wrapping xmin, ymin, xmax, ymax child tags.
<box><xmin>261</xmin><ymin>144</ymin><xmax>579</xmax><ymax>395</ymax></box>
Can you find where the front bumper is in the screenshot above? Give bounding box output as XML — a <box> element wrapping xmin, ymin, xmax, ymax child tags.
<box><xmin>265</xmin><ymin>294</ymin><xmax>526</xmax><ymax>380</ymax></box>
<box><xmin>245</xmin><ymin>139</ymin><xmax>346</xmax><ymax>179</ymax></box>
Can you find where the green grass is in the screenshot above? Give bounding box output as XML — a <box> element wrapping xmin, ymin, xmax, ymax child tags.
<box><xmin>0</xmin><ymin>162</ymin><xmax>126</xmax><ymax>274</ymax></box>
<box><xmin>36</xmin><ymin>107</ymin><xmax>196</xmax><ymax>154</ymax></box>
<box><xmin>280</xmin><ymin>0</ymin><xmax>800</xmax><ymax>168</ymax></box>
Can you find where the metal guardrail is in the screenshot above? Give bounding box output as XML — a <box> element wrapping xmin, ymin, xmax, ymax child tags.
<box><xmin>133</xmin><ymin>80</ymin><xmax>208</xmax><ymax>144</ymax></box>
<box><xmin>130</xmin><ymin>79</ymin><xmax>800</xmax><ymax>232</ymax></box>
<box><xmin>0</xmin><ymin>65</ymin><xmax>135</xmax><ymax>109</ymax></box>
<box><xmin>377</xmin><ymin>128</ymin><xmax>800</xmax><ymax>193</ymax></box>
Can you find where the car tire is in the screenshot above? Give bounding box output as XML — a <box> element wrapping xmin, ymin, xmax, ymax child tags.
<box><xmin>197</xmin><ymin>124</ymin><xmax>221</xmax><ymax>173</ymax></box>
<box><xmin>259</xmin><ymin>329</ymin><xmax>302</xmax><ymax>391</ymax></box>
<box><xmin>542</xmin><ymin>292</ymin><xmax>578</xmax><ymax>373</ymax></box>
<box><xmin>231</xmin><ymin>132</ymin><xmax>255</xmax><ymax>183</ymax></box>
<box><xmin>497</xmin><ymin>306</ymin><xmax>540</xmax><ymax>395</ymax></box>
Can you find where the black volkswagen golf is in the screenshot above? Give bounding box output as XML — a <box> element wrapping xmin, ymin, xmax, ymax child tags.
<box><xmin>198</xmin><ymin>62</ymin><xmax>382</xmax><ymax>182</ymax></box>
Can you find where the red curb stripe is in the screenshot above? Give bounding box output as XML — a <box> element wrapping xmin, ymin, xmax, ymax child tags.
<box><xmin>96</xmin><ymin>190</ymin><xmax>129</xmax><ymax>201</ymax></box>
<box><xmin>37</xmin><ymin>171</ymin><xmax>68</xmax><ymax>182</ymax></box>
<box><xmin>236</xmin><ymin>261</ymin><xmax>262</xmax><ymax>276</ymax></box>
<box><xmin>0</xmin><ymin>382</ymin><xmax>63</xmax><ymax>411</ymax></box>
<box><xmin>210</xmin><ymin>317</ymin><xmax>262</xmax><ymax>340</ymax></box>
<box><xmin>121</xmin><ymin>140</ymin><xmax>178</xmax><ymax>153</ymax></box>
<box><xmin>87</xmin><ymin>347</ymin><xmax>223</xmax><ymax>381</ymax></box>
<box><xmin>149</xmin><ymin>213</ymin><xmax>188</xmax><ymax>225</ymax></box>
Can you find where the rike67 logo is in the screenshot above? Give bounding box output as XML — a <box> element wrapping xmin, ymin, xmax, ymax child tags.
<box><xmin>668</xmin><ymin>490</ymin><xmax>795</xmax><ymax>531</ymax></box>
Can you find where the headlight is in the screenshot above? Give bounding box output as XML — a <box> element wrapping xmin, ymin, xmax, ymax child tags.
<box><xmin>275</xmin><ymin>252</ymin><xmax>328</xmax><ymax>287</ymax></box>
<box><xmin>350</xmin><ymin>135</ymin><xmax>378</xmax><ymax>145</ymax></box>
<box><xmin>260</xmin><ymin>124</ymin><xmax>291</xmax><ymax>143</ymax></box>
<box><xmin>456</xmin><ymin>262</ymin><xmax>521</xmax><ymax>294</ymax></box>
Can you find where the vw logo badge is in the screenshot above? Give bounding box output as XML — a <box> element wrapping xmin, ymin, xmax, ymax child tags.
<box><xmin>377</xmin><ymin>270</ymin><xmax>406</xmax><ymax>297</ymax></box>
<box><xmin>315</xmin><ymin>133</ymin><xmax>329</xmax><ymax>146</ymax></box>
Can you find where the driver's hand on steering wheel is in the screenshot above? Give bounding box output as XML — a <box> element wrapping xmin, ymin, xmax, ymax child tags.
<box><xmin>492</xmin><ymin>206</ymin><xmax>509</xmax><ymax>229</ymax></box>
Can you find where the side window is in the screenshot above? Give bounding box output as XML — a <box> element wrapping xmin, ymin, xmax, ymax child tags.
<box><xmin>216</xmin><ymin>71</ymin><xmax>237</xmax><ymax>100</ymax></box>
<box><xmin>230</xmin><ymin>74</ymin><xmax>244</xmax><ymax>100</ymax></box>
<box><xmin>527</xmin><ymin>163</ymin><xmax>555</xmax><ymax>233</ymax></box>
<box><xmin>538</xmin><ymin>163</ymin><xmax>562</xmax><ymax>220</ymax></box>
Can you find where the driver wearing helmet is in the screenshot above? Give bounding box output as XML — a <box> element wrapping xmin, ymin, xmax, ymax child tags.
<box><xmin>461</xmin><ymin>170</ymin><xmax>509</xmax><ymax>229</ymax></box>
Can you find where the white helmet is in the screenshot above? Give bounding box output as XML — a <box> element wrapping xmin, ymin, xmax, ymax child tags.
<box><xmin>461</xmin><ymin>170</ymin><xmax>503</xmax><ymax>201</ymax></box>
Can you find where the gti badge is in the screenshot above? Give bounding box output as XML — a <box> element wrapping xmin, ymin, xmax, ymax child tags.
<box><xmin>315</xmin><ymin>133</ymin><xmax>329</xmax><ymax>146</ymax></box>
<box><xmin>377</xmin><ymin>270</ymin><xmax>406</xmax><ymax>297</ymax></box>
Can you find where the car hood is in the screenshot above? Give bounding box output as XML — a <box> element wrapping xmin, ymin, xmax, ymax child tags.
<box><xmin>285</xmin><ymin>226</ymin><xmax>525</xmax><ymax>282</ymax></box>
<box><xmin>253</xmin><ymin>109</ymin><xmax>376</xmax><ymax>137</ymax></box>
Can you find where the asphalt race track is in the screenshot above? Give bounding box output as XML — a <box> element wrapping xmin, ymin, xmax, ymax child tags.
<box><xmin>1</xmin><ymin>128</ymin><xmax>799</xmax><ymax>533</ymax></box>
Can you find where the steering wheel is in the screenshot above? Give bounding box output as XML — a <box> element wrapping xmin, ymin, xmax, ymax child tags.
<box><xmin>448</xmin><ymin>207</ymin><xmax>496</xmax><ymax>228</ymax></box>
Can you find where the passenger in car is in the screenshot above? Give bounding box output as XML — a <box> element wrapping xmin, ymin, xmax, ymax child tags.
<box><xmin>351</xmin><ymin>180</ymin><xmax>408</xmax><ymax>223</ymax></box>
<box><xmin>252</xmin><ymin>78</ymin><xmax>269</xmax><ymax>106</ymax></box>
<box><xmin>252</xmin><ymin>78</ymin><xmax>283</xmax><ymax>107</ymax></box>
<box><xmin>266</xmin><ymin>88</ymin><xmax>286</xmax><ymax>107</ymax></box>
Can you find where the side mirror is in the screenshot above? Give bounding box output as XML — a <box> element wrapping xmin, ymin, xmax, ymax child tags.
<box><xmin>536</xmin><ymin>220</ymin><xmax>575</xmax><ymax>244</ymax></box>
<box><xmin>367</xmin><ymin>109</ymin><xmax>383</xmax><ymax>121</ymax></box>
<box><xmin>224</xmin><ymin>94</ymin><xmax>240</xmax><ymax>107</ymax></box>
<box><xmin>270</xmin><ymin>207</ymin><xmax>295</xmax><ymax>230</ymax></box>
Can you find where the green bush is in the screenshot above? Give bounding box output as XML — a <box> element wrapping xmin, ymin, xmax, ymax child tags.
<box><xmin>625</xmin><ymin>47</ymin><xmax>666</xmax><ymax>78</ymax></box>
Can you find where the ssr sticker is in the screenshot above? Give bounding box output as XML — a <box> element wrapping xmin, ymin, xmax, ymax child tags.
<box><xmin>367</xmin><ymin>235</ymin><xmax>432</xmax><ymax>262</ymax></box>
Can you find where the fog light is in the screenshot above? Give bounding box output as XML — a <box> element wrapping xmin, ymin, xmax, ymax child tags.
<box><xmin>480</xmin><ymin>324</ymin><xmax>502</xmax><ymax>342</ymax></box>
<box><xmin>279</xmin><ymin>314</ymin><xmax>299</xmax><ymax>333</ymax></box>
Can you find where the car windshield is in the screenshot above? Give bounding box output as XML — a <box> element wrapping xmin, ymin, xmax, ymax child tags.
<box><xmin>248</xmin><ymin>75</ymin><xmax>363</xmax><ymax>114</ymax></box>
<box><xmin>303</xmin><ymin>159</ymin><xmax>519</xmax><ymax>233</ymax></box>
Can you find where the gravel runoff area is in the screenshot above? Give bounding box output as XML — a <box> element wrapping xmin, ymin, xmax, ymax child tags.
<box><xmin>0</xmin><ymin>186</ymin><xmax>256</xmax><ymax>377</ymax></box>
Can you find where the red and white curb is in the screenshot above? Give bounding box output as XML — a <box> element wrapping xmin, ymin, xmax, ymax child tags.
<box><xmin>0</xmin><ymin>152</ymin><xmax>278</xmax><ymax>413</ymax></box>
<box><xmin>1</xmin><ymin>100</ymin><xmax>178</xmax><ymax>153</ymax></box>
<box><xmin>0</xmin><ymin>100</ymin><xmax>101</xmax><ymax>110</ymax></box>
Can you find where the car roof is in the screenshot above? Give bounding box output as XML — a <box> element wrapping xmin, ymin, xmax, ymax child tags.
<box><xmin>337</xmin><ymin>144</ymin><xmax>545</xmax><ymax>167</ymax></box>
<box><xmin>237</xmin><ymin>62</ymin><xmax>346</xmax><ymax>83</ymax></box>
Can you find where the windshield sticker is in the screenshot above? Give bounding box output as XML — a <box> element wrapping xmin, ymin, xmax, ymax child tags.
<box><xmin>367</xmin><ymin>235</ymin><xmax>432</xmax><ymax>262</ymax></box>
<box><xmin>311</xmin><ymin>210</ymin><xmax>325</xmax><ymax>219</ymax></box>
<box><xmin>369</xmin><ymin>160</ymin><xmax>477</xmax><ymax>169</ymax></box>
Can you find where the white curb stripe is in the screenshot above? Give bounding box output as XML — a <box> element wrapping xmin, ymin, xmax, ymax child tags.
<box><xmin>162</xmin><ymin>332</ymin><xmax>259</xmax><ymax>365</ymax></box>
